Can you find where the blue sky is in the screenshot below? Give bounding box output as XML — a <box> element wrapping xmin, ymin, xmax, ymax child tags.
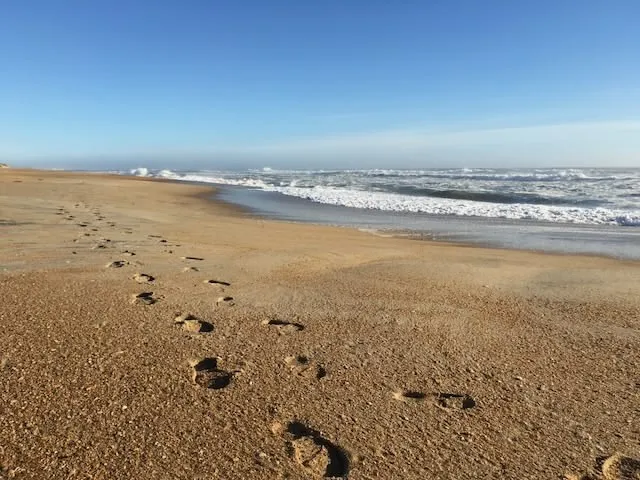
<box><xmin>1</xmin><ymin>0</ymin><xmax>639</xmax><ymax>169</ymax></box>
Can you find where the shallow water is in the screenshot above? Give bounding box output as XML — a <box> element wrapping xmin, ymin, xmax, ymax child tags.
<box><xmin>216</xmin><ymin>186</ymin><xmax>640</xmax><ymax>260</ymax></box>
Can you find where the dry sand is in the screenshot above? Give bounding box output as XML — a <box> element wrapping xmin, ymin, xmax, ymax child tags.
<box><xmin>1</xmin><ymin>169</ymin><xmax>639</xmax><ymax>479</ymax></box>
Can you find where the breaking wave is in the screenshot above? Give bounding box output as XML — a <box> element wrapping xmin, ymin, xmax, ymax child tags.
<box><xmin>127</xmin><ymin>167</ymin><xmax>640</xmax><ymax>227</ymax></box>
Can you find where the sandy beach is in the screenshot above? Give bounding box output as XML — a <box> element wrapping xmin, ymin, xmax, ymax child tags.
<box><xmin>1</xmin><ymin>169</ymin><xmax>638</xmax><ymax>479</ymax></box>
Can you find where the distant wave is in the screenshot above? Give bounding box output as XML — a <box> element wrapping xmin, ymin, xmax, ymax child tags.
<box><xmin>423</xmin><ymin>173</ymin><xmax>618</xmax><ymax>182</ymax></box>
<box><xmin>351</xmin><ymin>168</ymin><xmax>624</xmax><ymax>182</ymax></box>
<box><xmin>385</xmin><ymin>186</ymin><xmax>603</xmax><ymax>207</ymax></box>
<box><xmin>130</xmin><ymin>167</ymin><xmax>150</xmax><ymax>177</ymax></box>
<box><xmin>126</xmin><ymin>167</ymin><xmax>640</xmax><ymax>227</ymax></box>
<box><xmin>148</xmin><ymin>169</ymin><xmax>272</xmax><ymax>188</ymax></box>
<box><xmin>245</xmin><ymin>167</ymin><xmax>624</xmax><ymax>182</ymax></box>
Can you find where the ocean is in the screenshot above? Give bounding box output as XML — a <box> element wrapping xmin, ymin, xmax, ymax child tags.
<box><xmin>124</xmin><ymin>167</ymin><xmax>640</xmax><ymax>258</ymax></box>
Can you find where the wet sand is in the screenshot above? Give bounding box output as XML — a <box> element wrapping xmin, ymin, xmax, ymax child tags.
<box><xmin>1</xmin><ymin>169</ymin><xmax>639</xmax><ymax>479</ymax></box>
<box><xmin>216</xmin><ymin>185</ymin><xmax>640</xmax><ymax>260</ymax></box>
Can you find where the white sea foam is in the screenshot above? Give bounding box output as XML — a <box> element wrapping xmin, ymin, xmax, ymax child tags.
<box><xmin>130</xmin><ymin>167</ymin><xmax>150</xmax><ymax>177</ymax></box>
<box><xmin>615</xmin><ymin>215</ymin><xmax>640</xmax><ymax>227</ymax></box>
<box><xmin>141</xmin><ymin>169</ymin><xmax>272</xmax><ymax>188</ymax></box>
<box><xmin>266</xmin><ymin>185</ymin><xmax>639</xmax><ymax>226</ymax></box>
<box><xmin>127</xmin><ymin>168</ymin><xmax>640</xmax><ymax>227</ymax></box>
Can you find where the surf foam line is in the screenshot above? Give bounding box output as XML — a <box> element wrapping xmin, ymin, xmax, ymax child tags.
<box><xmin>128</xmin><ymin>168</ymin><xmax>640</xmax><ymax>227</ymax></box>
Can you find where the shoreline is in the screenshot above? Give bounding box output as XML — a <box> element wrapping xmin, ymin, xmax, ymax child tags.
<box><xmin>212</xmin><ymin>183</ymin><xmax>640</xmax><ymax>262</ymax></box>
<box><xmin>6</xmin><ymin>167</ymin><xmax>640</xmax><ymax>264</ymax></box>
<box><xmin>1</xmin><ymin>168</ymin><xmax>639</xmax><ymax>479</ymax></box>
<box><xmin>12</xmin><ymin>167</ymin><xmax>640</xmax><ymax>262</ymax></box>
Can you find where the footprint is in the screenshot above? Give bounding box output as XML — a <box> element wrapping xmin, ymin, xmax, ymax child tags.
<box><xmin>190</xmin><ymin>358</ymin><xmax>232</xmax><ymax>389</ymax></box>
<box><xmin>392</xmin><ymin>390</ymin><xmax>428</xmax><ymax>403</ymax></box>
<box><xmin>77</xmin><ymin>223</ymin><xmax>89</xmax><ymax>228</ymax></box>
<box><xmin>567</xmin><ymin>453</ymin><xmax>640</xmax><ymax>480</ymax></box>
<box><xmin>131</xmin><ymin>292</ymin><xmax>157</xmax><ymax>305</ymax></box>
<box><xmin>285</xmin><ymin>355</ymin><xmax>310</xmax><ymax>370</ymax></box>
<box><xmin>437</xmin><ymin>393</ymin><xmax>476</xmax><ymax>410</ymax></box>
<box><xmin>174</xmin><ymin>313</ymin><xmax>214</xmax><ymax>333</ymax></box>
<box><xmin>285</xmin><ymin>356</ymin><xmax>327</xmax><ymax>380</ymax></box>
<box><xmin>204</xmin><ymin>279</ymin><xmax>231</xmax><ymax>286</ymax></box>
<box><xmin>181</xmin><ymin>256</ymin><xmax>204</xmax><ymax>261</ymax></box>
<box><xmin>392</xmin><ymin>390</ymin><xmax>475</xmax><ymax>409</ymax></box>
<box><xmin>280</xmin><ymin>421</ymin><xmax>349</xmax><ymax>478</ymax></box>
<box><xmin>263</xmin><ymin>319</ymin><xmax>305</xmax><ymax>333</ymax></box>
<box><xmin>133</xmin><ymin>273</ymin><xmax>155</xmax><ymax>283</ymax></box>
<box><xmin>216</xmin><ymin>296</ymin><xmax>234</xmax><ymax>306</ymax></box>
<box><xmin>106</xmin><ymin>260</ymin><xmax>128</xmax><ymax>268</ymax></box>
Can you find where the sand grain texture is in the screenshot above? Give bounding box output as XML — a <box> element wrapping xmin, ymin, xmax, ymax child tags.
<box><xmin>1</xmin><ymin>169</ymin><xmax>639</xmax><ymax>479</ymax></box>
